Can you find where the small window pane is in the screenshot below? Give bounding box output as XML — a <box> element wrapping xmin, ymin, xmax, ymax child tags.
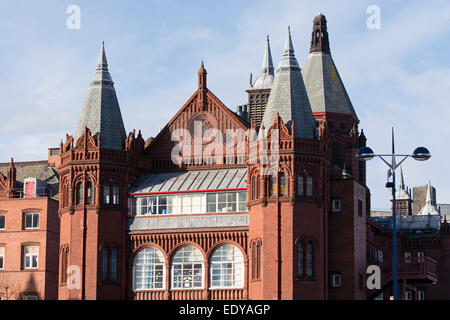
<box><xmin>102</xmin><ymin>248</ymin><xmax>108</xmax><ymax>281</ymax></box>
<box><xmin>0</xmin><ymin>215</ymin><xmax>5</xmax><ymax>230</ymax></box>
<box><xmin>111</xmin><ymin>248</ymin><xmax>118</xmax><ymax>282</ymax></box>
<box><xmin>298</xmin><ymin>176</ymin><xmax>304</xmax><ymax>196</ymax></box>
<box><xmin>104</xmin><ymin>185</ymin><xmax>110</xmax><ymax>204</ymax></box>
<box><xmin>113</xmin><ymin>184</ymin><xmax>120</xmax><ymax>205</ymax></box>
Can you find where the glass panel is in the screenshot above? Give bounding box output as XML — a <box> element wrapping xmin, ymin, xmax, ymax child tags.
<box><xmin>298</xmin><ymin>176</ymin><xmax>304</xmax><ymax>196</ymax></box>
<box><xmin>25</xmin><ymin>214</ymin><xmax>32</xmax><ymax>228</ymax></box>
<box><xmin>306</xmin><ymin>243</ymin><xmax>313</xmax><ymax>277</ymax></box>
<box><xmin>217</xmin><ymin>193</ymin><xmax>227</xmax><ymax>212</ymax></box>
<box><xmin>103</xmin><ymin>184</ymin><xmax>110</xmax><ymax>204</ymax></box>
<box><xmin>111</xmin><ymin>248</ymin><xmax>118</xmax><ymax>282</ymax></box>
<box><xmin>113</xmin><ymin>184</ymin><xmax>120</xmax><ymax>205</ymax></box>
<box><xmin>280</xmin><ymin>173</ymin><xmax>287</xmax><ymax>196</ymax></box>
<box><xmin>298</xmin><ymin>242</ymin><xmax>304</xmax><ymax>278</ymax></box>
<box><xmin>102</xmin><ymin>248</ymin><xmax>108</xmax><ymax>281</ymax></box>
<box><xmin>238</xmin><ymin>192</ymin><xmax>247</xmax><ymax>212</ymax></box>
<box><xmin>207</xmin><ymin>193</ymin><xmax>217</xmax><ymax>213</ymax></box>
<box><xmin>32</xmin><ymin>214</ymin><xmax>39</xmax><ymax>228</ymax></box>
<box><xmin>133</xmin><ymin>247</ymin><xmax>165</xmax><ymax>290</ymax></box>
<box><xmin>306</xmin><ymin>175</ymin><xmax>313</xmax><ymax>196</ymax></box>
<box><xmin>171</xmin><ymin>246</ymin><xmax>203</xmax><ymax>289</ymax></box>
<box><xmin>158</xmin><ymin>196</ymin><xmax>167</xmax><ymax>214</ymax></box>
<box><xmin>0</xmin><ymin>215</ymin><xmax>5</xmax><ymax>229</ymax></box>
<box><xmin>209</xmin><ymin>245</ymin><xmax>244</xmax><ymax>288</ymax></box>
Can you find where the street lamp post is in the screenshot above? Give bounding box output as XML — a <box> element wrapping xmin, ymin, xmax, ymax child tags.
<box><xmin>356</xmin><ymin>128</ymin><xmax>431</xmax><ymax>300</ymax></box>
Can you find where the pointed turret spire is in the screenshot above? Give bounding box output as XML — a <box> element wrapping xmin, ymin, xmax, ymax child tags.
<box><xmin>198</xmin><ymin>61</ymin><xmax>207</xmax><ymax>91</ymax></box>
<box><xmin>303</xmin><ymin>14</ymin><xmax>358</xmax><ymax>119</ymax></box>
<box><xmin>74</xmin><ymin>42</ymin><xmax>126</xmax><ymax>150</ymax></box>
<box><xmin>395</xmin><ymin>166</ymin><xmax>410</xmax><ymax>200</ymax></box>
<box><xmin>250</xmin><ymin>36</ymin><xmax>275</xmax><ymax>90</ymax></box>
<box><xmin>261</xmin><ymin>35</ymin><xmax>274</xmax><ymax>76</ymax></box>
<box><xmin>399</xmin><ymin>166</ymin><xmax>405</xmax><ymax>190</ymax></box>
<box><xmin>418</xmin><ymin>181</ymin><xmax>439</xmax><ymax>215</ymax></box>
<box><xmin>260</xmin><ymin>27</ymin><xmax>316</xmax><ymax>139</ymax></box>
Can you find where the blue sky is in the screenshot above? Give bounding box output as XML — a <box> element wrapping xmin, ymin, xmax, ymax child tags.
<box><xmin>0</xmin><ymin>0</ymin><xmax>449</xmax><ymax>210</ymax></box>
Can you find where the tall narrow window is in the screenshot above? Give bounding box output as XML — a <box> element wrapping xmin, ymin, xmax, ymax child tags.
<box><xmin>269</xmin><ymin>175</ymin><xmax>277</xmax><ymax>196</ymax></box>
<box><xmin>111</xmin><ymin>248</ymin><xmax>118</xmax><ymax>282</ymax></box>
<box><xmin>297</xmin><ymin>241</ymin><xmax>304</xmax><ymax>278</ymax></box>
<box><xmin>0</xmin><ymin>214</ymin><xmax>5</xmax><ymax>230</ymax></box>
<box><xmin>63</xmin><ymin>184</ymin><xmax>69</xmax><ymax>207</ymax></box>
<box><xmin>252</xmin><ymin>175</ymin><xmax>259</xmax><ymax>200</ymax></box>
<box><xmin>103</xmin><ymin>184</ymin><xmax>110</xmax><ymax>204</ymax></box>
<box><xmin>298</xmin><ymin>175</ymin><xmax>304</xmax><ymax>196</ymax></box>
<box><xmin>61</xmin><ymin>247</ymin><xmax>69</xmax><ymax>285</ymax></box>
<box><xmin>0</xmin><ymin>247</ymin><xmax>4</xmax><ymax>270</ymax></box>
<box><xmin>252</xmin><ymin>241</ymin><xmax>261</xmax><ymax>280</ymax></box>
<box><xmin>76</xmin><ymin>183</ymin><xmax>84</xmax><ymax>205</ymax></box>
<box><xmin>86</xmin><ymin>182</ymin><xmax>93</xmax><ymax>204</ymax></box>
<box><xmin>280</xmin><ymin>173</ymin><xmax>287</xmax><ymax>196</ymax></box>
<box><xmin>306</xmin><ymin>175</ymin><xmax>313</xmax><ymax>196</ymax></box>
<box><xmin>306</xmin><ymin>242</ymin><xmax>313</xmax><ymax>278</ymax></box>
<box><xmin>102</xmin><ymin>247</ymin><xmax>109</xmax><ymax>281</ymax></box>
<box><xmin>113</xmin><ymin>184</ymin><xmax>120</xmax><ymax>205</ymax></box>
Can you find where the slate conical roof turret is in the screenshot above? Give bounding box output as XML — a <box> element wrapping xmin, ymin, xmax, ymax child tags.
<box><xmin>74</xmin><ymin>42</ymin><xmax>126</xmax><ymax>150</ymax></box>
<box><xmin>302</xmin><ymin>14</ymin><xmax>358</xmax><ymax>119</ymax></box>
<box><xmin>250</xmin><ymin>35</ymin><xmax>275</xmax><ymax>90</ymax></box>
<box><xmin>260</xmin><ymin>27</ymin><xmax>316</xmax><ymax>139</ymax></box>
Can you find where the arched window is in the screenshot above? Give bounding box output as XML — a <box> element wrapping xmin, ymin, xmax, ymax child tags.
<box><xmin>76</xmin><ymin>182</ymin><xmax>83</xmax><ymax>205</ymax></box>
<box><xmin>269</xmin><ymin>175</ymin><xmax>277</xmax><ymax>197</ymax></box>
<box><xmin>210</xmin><ymin>245</ymin><xmax>244</xmax><ymax>288</ymax></box>
<box><xmin>133</xmin><ymin>247</ymin><xmax>165</xmax><ymax>290</ymax></box>
<box><xmin>171</xmin><ymin>246</ymin><xmax>204</xmax><ymax>289</ymax></box>
<box><xmin>103</xmin><ymin>184</ymin><xmax>110</xmax><ymax>204</ymax></box>
<box><xmin>297</xmin><ymin>241</ymin><xmax>304</xmax><ymax>278</ymax></box>
<box><xmin>298</xmin><ymin>175</ymin><xmax>304</xmax><ymax>196</ymax></box>
<box><xmin>252</xmin><ymin>241</ymin><xmax>261</xmax><ymax>280</ymax></box>
<box><xmin>280</xmin><ymin>172</ymin><xmax>287</xmax><ymax>196</ymax></box>
<box><xmin>113</xmin><ymin>184</ymin><xmax>120</xmax><ymax>205</ymax></box>
<box><xmin>306</xmin><ymin>175</ymin><xmax>313</xmax><ymax>196</ymax></box>
<box><xmin>60</xmin><ymin>246</ymin><xmax>69</xmax><ymax>285</ymax></box>
<box><xmin>86</xmin><ymin>181</ymin><xmax>93</xmax><ymax>204</ymax></box>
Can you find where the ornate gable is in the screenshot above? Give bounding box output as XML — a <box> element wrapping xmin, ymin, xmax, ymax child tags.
<box><xmin>143</xmin><ymin>63</ymin><xmax>249</xmax><ymax>170</ymax></box>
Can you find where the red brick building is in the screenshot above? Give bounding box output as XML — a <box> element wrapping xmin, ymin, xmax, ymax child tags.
<box><xmin>0</xmin><ymin>14</ymin><xmax>446</xmax><ymax>300</ymax></box>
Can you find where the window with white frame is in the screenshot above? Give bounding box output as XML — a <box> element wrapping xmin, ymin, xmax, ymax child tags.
<box><xmin>405</xmin><ymin>252</ymin><xmax>411</xmax><ymax>263</ymax></box>
<box><xmin>134</xmin><ymin>191</ymin><xmax>247</xmax><ymax>216</ymax></box>
<box><xmin>0</xmin><ymin>247</ymin><xmax>4</xmax><ymax>270</ymax></box>
<box><xmin>133</xmin><ymin>247</ymin><xmax>165</xmax><ymax>290</ymax></box>
<box><xmin>331</xmin><ymin>199</ymin><xmax>341</xmax><ymax>213</ymax></box>
<box><xmin>210</xmin><ymin>245</ymin><xmax>244</xmax><ymax>288</ymax></box>
<box><xmin>24</xmin><ymin>213</ymin><xmax>39</xmax><ymax>229</ymax></box>
<box><xmin>418</xmin><ymin>251</ymin><xmax>424</xmax><ymax>263</ymax></box>
<box><xmin>331</xmin><ymin>273</ymin><xmax>342</xmax><ymax>288</ymax></box>
<box><xmin>405</xmin><ymin>290</ymin><xmax>412</xmax><ymax>300</ymax></box>
<box><xmin>24</xmin><ymin>246</ymin><xmax>38</xmax><ymax>269</ymax></box>
<box><xmin>0</xmin><ymin>214</ymin><xmax>5</xmax><ymax>230</ymax></box>
<box><xmin>418</xmin><ymin>290</ymin><xmax>425</xmax><ymax>300</ymax></box>
<box><xmin>113</xmin><ymin>184</ymin><xmax>120</xmax><ymax>205</ymax></box>
<box><xmin>171</xmin><ymin>246</ymin><xmax>203</xmax><ymax>289</ymax></box>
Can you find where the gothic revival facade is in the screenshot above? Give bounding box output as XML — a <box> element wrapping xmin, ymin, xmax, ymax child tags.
<box><xmin>0</xmin><ymin>14</ymin><xmax>447</xmax><ymax>300</ymax></box>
